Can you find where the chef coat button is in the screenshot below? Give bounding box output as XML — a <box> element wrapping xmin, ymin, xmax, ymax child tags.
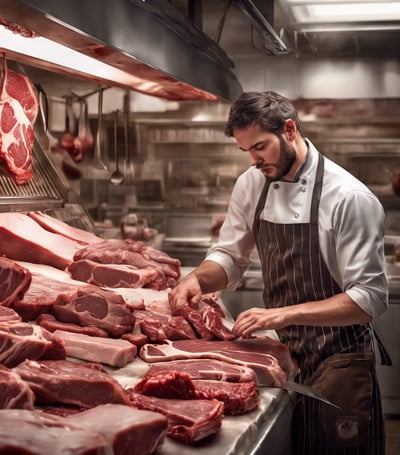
<box><xmin>301</xmin><ymin>187</ymin><xmax>306</xmax><ymax>193</ymax></box>
<box><xmin>294</xmin><ymin>213</ymin><xmax>299</xmax><ymax>219</ymax></box>
<box><xmin>273</xmin><ymin>183</ymin><xmax>279</xmax><ymax>189</ymax></box>
<box><xmin>301</xmin><ymin>179</ymin><xmax>307</xmax><ymax>185</ymax></box>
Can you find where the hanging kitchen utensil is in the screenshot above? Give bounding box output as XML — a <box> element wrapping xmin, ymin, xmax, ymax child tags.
<box><xmin>75</xmin><ymin>98</ymin><xmax>94</xmax><ymax>160</ymax></box>
<box><xmin>61</xmin><ymin>96</ymin><xmax>82</xmax><ymax>162</ymax></box>
<box><xmin>91</xmin><ymin>88</ymin><xmax>108</xmax><ymax>172</ymax></box>
<box><xmin>123</xmin><ymin>92</ymin><xmax>135</xmax><ymax>185</ymax></box>
<box><xmin>109</xmin><ymin>109</ymin><xmax>124</xmax><ymax>185</ymax></box>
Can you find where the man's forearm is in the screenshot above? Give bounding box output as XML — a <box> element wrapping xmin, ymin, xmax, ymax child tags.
<box><xmin>192</xmin><ymin>260</ymin><xmax>228</xmax><ymax>294</ymax></box>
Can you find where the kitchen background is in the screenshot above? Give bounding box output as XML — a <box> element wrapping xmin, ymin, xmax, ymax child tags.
<box><xmin>1</xmin><ymin>0</ymin><xmax>399</xmax><ymax>449</ymax></box>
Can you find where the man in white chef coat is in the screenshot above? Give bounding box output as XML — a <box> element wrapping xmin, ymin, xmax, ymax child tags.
<box><xmin>169</xmin><ymin>91</ymin><xmax>388</xmax><ymax>455</ymax></box>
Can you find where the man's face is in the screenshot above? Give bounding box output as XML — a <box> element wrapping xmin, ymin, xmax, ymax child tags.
<box><xmin>233</xmin><ymin>122</ymin><xmax>296</xmax><ymax>181</ymax></box>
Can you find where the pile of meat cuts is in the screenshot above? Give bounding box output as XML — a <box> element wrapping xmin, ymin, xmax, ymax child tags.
<box><xmin>0</xmin><ymin>210</ymin><xmax>298</xmax><ymax>454</ymax></box>
<box><xmin>0</xmin><ymin>53</ymin><xmax>38</xmax><ymax>185</ymax></box>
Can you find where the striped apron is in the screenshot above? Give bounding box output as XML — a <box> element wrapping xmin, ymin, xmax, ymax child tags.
<box><xmin>252</xmin><ymin>153</ymin><xmax>385</xmax><ymax>455</ymax></box>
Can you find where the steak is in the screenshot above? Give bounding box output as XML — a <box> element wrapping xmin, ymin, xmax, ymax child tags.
<box><xmin>0</xmin><ymin>322</ymin><xmax>66</xmax><ymax>368</ymax></box>
<box><xmin>37</xmin><ymin>313</ymin><xmax>108</xmax><ymax>337</ymax></box>
<box><xmin>145</xmin><ymin>358</ymin><xmax>256</xmax><ymax>382</ymax></box>
<box><xmin>0</xmin><ymin>56</ymin><xmax>37</xmax><ymax>184</ymax></box>
<box><xmin>13</xmin><ymin>359</ymin><xmax>130</xmax><ymax>408</ymax></box>
<box><xmin>68</xmin><ymin>259</ymin><xmax>160</xmax><ymax>289</ymax></box>
<box><xmin>52</xmin><ymin>286</ymin><xmax>135</xmax><ymax>337</ymax></box>
<box><xmin>0</xmin><ymin>257</ymin><xmax>31</xmax><ymax>307</ymax></box>
<box><xmin>134</xmin><ymin>370</ymin><xmax>259</xmax><ymax>415</ymax></box>
<box><xmin>126</xmin><ymin>390</ymin><xmax>224</xmax><ymax>444</ymax></box>
<box><xmin>0</xmin><ymin>306</ymin><xmax>21</xmax><ymax>324</ymax></box>
<box><xmin>67</xmin><ymin>404</ymin><xmax>168</xmax><ymax>455</ymax></box>
<box><xmin>0</xmin><ymin>409</ymin><xmax>108</xmax><ymax>454</ymax></box>
<box><xmin>140</xmin><ymin>337</ymin><xmax>297</xmax><ymax>387</ymax></box>
<box><xmin>28</xmin><ymin>211</ymin><xmax>102</xmax><ymax>245</ymax></box>
<box><xmin>0</xmin><ymin>213</ymin><xmax>82</xmax><ymax>270</ymax></box>
<box><xmin>0</xmin><ymin>365</ymin><xmax>35</xmax><ymax>410</ymax></box>
<box><xmin>53</xmin><ymin>330</ymin><xmax>137</xmax><ymax>368</ymax></box>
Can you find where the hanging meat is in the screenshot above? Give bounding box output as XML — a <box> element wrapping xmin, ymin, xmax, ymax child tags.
<box><xmin>0</xmin><ymin>53</ymin><xmax>38</xmax><ymax>184</ymax></box>
<box><xmin>73</xmin><ymin>99</ymin><xmax>94</xmax><ymax>159</ymax></box>
<box><xmin>61</xmin><ymin>96</ymin><xmax>82</xmax><ymax>162</ymax></box>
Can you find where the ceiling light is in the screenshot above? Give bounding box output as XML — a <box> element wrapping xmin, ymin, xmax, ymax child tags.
<box><xmin>284</xmin><ymin>1</ymin><xmax>400</xmax><ymax>23</ymax></box>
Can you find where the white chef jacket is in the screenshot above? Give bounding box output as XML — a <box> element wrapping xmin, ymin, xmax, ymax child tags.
<box><xmin>206</xmin><ymin>139</ymin><xmax>388</xmax><ymax>321</ymax></box>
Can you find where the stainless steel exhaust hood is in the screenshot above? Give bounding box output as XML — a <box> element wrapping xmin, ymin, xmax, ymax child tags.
<box><xmin>0</xmin><ymin>0</ymin><xmax>243</xmax><ymax>102</ymax></box>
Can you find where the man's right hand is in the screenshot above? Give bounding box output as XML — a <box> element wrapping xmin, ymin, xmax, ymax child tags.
<box><xmin>168</xmin><ymin>273</ymin><xmax>203</xmax><ymax>314</ymax></box>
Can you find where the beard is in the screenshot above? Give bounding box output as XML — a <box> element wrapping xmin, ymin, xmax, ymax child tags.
<box><xmin>265</xmin><ymin>136</ymin><xmax>297</xmax><ymax>182</ymax></box>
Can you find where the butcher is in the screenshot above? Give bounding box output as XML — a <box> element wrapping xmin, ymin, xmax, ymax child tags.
<box><xmin>169</xmin><ymin>91</ymin><xmax>388</xmax><ymax>455</ymax></box>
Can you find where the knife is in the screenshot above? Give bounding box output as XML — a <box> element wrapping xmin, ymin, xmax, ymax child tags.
<box><xmin>252</xmin><ymin>366</ymin><xmax>340</xmax><ymax>409</ymax></box>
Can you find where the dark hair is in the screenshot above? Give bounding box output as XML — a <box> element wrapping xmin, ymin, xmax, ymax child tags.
<box><xmin>225</xmin><ymin>91</ymin><xmax>303</xmax><ymax>137</ymax></box>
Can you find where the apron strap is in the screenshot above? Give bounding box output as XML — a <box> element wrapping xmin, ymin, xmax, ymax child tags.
<box><xmin>373</xmin><ymin>327</ymin><xmax>392</xmax><ymax>366</ymax></box>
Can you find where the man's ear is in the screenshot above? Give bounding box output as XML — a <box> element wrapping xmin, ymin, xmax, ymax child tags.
<box><xmin>284</xmin><ymin>119</ymin><xmax>296</xmax><ymax>141</ymax></box>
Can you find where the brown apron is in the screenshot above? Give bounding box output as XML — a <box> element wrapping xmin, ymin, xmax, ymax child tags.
<box><xmin>252</xmin><ymin>153</ymin><xmax>385</xmax><ymax>455</ymax></box>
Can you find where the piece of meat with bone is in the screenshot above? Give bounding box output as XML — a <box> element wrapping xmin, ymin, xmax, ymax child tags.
<box><xmin>52</xmin><ymin>286</ymin><xmax>135</xmax><ymax>338</ymax></box>
<box><xmin>0</xmin><ymin>213</ymin><xmax>82</xmax><ymax>269</ymax></box>
<box><xmin>140</xmin><ymin>337</ymin><xmax>297</xmax><ymax>387</ymax></box>
<box><xmin>0</xmin><ymin>54</ymin><xmax>37</xmax><ymax>184</ymax></box>
<box><xmin>134</xmin><ymin>370</ymin><xmax>259</xmax><ymax>415</ymax></box>
<box><xmin>0</xmin><ymin>257</ymin><xmax>31</xmax><ymax>307</ymax></box>
<box><xmin>28</xmin><ymin>211</ymin><xmax>102</xmax><ymax>245</ymax></box>
<box><xmin>53</xmin><ymin>330</ymin><xmax>137</xmax><ymax>368</ymax></box>
<box><xmin>68</xmin><ymin>259</ymin><xmax>160</xmax><ymax>289</ymax></box>
<box><xmin>73</xmin><ymin>239</ymin><xmax>181</xmax><ymax>290</ymax></box>
<box><xmin>0</xmin><ymin>409</ymin><xmax>109</xmax><ymax>454</ymax></box>
<box><xmin>13</xmin><ymin>359</ymin><xmax>130</xmax><ymax>408</ymax></box>
<box><xmin>145</xmin><ymin>358</ymin><xmax>257</xmax><ymax>382</ymax></box>
<box><xmin>11</xmin><ymin>270</ymin><xmax>84</xmax><ymax>321</ymax></box>
<box><xmin>37</xmin><ymin>313</ymin><xmax>108</xmax><ymax>337</ymax></box>
<box><xmin>0</xmin><ymin>322</ymin><xmax>65</xmax><ymax>368</ymax></box>
<box><xmin>0</xmin><ymin>364</ymin><xmax>35</xmax><ymax>410</ymax></box>
<box><xmin>67</xmin><ymin>404</ymin><xmax>168</xmax><ymax>455</ymax></box>
<box><xmin>126</xmin><ymin>390</ymin><xmax>224</xmax><ymax>444</ymax></box>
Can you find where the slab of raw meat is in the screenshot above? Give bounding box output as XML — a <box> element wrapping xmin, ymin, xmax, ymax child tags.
<box><xmin>68</xmin><ymin>259</ymin><xmax>160</xmax><ymax>289</ymax></box>
<box><xmin>165</xmin><ymin>315</ymin><xmax>197</xmax><ymax>340</ymax></box>
<box><xmin>0</xmin><ymin>409</ymin><xmax>108</xmax><ymax>454</ymax></box>
<box><xmin>0</xmin><ymin>257</ymin><xmax>31</xmax><ymax>307</ymax></box>
<box><xmin>0</xmin><ymin>322</ymin><xmax>65</xmax><ymax>368</ymax></box>
<box><xmin>0</xmin><ymin>213</ymin><xmax>82</xmax><ymax>269</ymax></box>
<box><xmin>37</xmin><ymin>313</ymin><xmax>108</xmax><ymax>337</ymax></box>
<box><xmin>53</xmin><ymin>330</ymin><xmax>137</xmax><ymax>368</ymax></box>
<box><xmin>53</xmin><ymin>286</ymin><xmax>135</xmax><ymax>337</ymax></box>
<box><xmin>126</xmin><ymin>390</ymin><xmax>224</xmax><ymax>444</ymax></box>
<box><xmin>67</xmin><ymin>404</ymin><xmax>168</xmax><ymax>455</ymax></box>
<box><xmin>145</xmin><ymin>358</ymin><xmax>256</xmax><ymax>382</ymax></box>
<box><xmin>0</xmin><ymin>57</ymin><xmax>37</xmax><ymax>185</ymax></box>
<box><xmin>134</xmin><ymin>370</ymin><xmax>259</xmax><ymax>415</ymax></box>
<box><xmin>28</xmin><ymin>211</ymin><xmax>102</xmax><ymax>245</ymax></box>
<box><xmin>0</xmin><ymin>306</ymin><xmax>21</xmax><ymax>324</ymax></box>
<box><xmin>140</xmin><ymin>337</ymin><xmax>297</xmax><ymax>387</ymax></box>
<box><xmin>0</xmin><ymin>365</ymin><xmax>35</xmax><ymax>409</ymax></box>
<box><xmin>14</xmin><ymin>359</ymin><xmax>130</xmax><ymax>408</ymax></box>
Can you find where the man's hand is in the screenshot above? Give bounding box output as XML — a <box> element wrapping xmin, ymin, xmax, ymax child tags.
<box><xmin>233</xmin><ymin>307</ymin><xmax>289</xmax><ymax>337</ymax></box>
<box><xmin>168</xmin><ymin>273</ymin><xmax>202</xmax><ymax>314</ymax></box>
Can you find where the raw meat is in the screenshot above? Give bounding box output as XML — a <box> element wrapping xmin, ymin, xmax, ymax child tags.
<box><xmin>0</xmin><ymin>306</ymin><xmax>21</xmax><ymax>324</ymax></box>
<box><xmin>0</xmin><ymin>257</ymin><xmax>31</xmax><ymax>307</ymax></box>
<box><xmin>140</xmin><ymin>337</ymin><xmax>297</xmax><ymax>387</ymax></box>
<box><xmin>52</xmin><ymin>286</ymin><xmax>135</xmax><ymax>337</ymax></box>
<box><xmin>175</xmin><ymin>304</ymin><xmax>215</xmax><ymax>340</ymax></box>
<box><xmin>28</xmin><ymin>211</ymin><xmax>102</xmax><ymax>245</ymax></box>
<box><xmin>73</xmin><ymin>239</ymin><xmax>181</xmax><ymax>290</ymax></box>
<box><xmin>0</xmin><ymin>213</ymin><xmax>82</xmax><ymax>269</ymax></box>
<box><xmin>0</xmin><ymin>56</ymin><xmax>37</xmax><ymax>184</ymax></box>
<box><xmin>134</xmin><ymin>370</ymin><xmax>259</xmax><ymax>415</ymax></box>
<box><xmin>139</xmin><ymin>317</ymin><xmax>167</xmax><ymax>343</ymax></box>
<box><xmin>0</xmin><ymin>365</ymin><xmax>35</xmax><ymax>409</ymax></box>
<box><xmin>53</xmin><ymin>330</ymin><xmax>137</xmax><ymax>368</ymax></box>
<box><xmin>13</xmin><ymin>359</ymin><xmax>130</xmax><ymax>408</ymax></box>
<box><xmin>12</xmin><ymin>271</ymin><xmax>83</xmax><ymax>321</ymax></box>
<box><xmin>37</xmin><ymin>313</ymin><xmax>108</xmax><ymax>337</ymax></box>
<box><xmin>68</xmin><ymin>259</ymin><xmax>160</xmax><ymax>289</ymax></box>
<box><xmin>126</xmin><ymin>390</ymin><xmax>224</xmax><ymax>444</ymax></box>
<box><xmin>67</xmin><ymin>404</ymin><xmax>168</xmax><ymax>455</ymax></box>
<box><xmin>0</xmin><ymin>322</ymin><xmax>65</xmax><ymax>368</ymax></box>
<box><xmin>145</xmin><ymin>358</ymin><xmax>256</xmax><ymax>382</ymax></box>
<box><xmin>0</xmin><ymin>409</ymin><xmax>109</xmax><ymax>454</ymax></box>
<box><xmin>200</xmin><ymin>304</ymin><xmax>235</xmax><ymax>340</ymax></box>
<box><xmin>165</xmin><ymin>315</ymin><xmax>197</xmax><ymax>340</ymax></box>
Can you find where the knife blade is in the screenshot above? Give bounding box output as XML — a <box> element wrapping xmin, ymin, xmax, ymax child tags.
<box><xmin>281</xmin><ymin>381</ymin><xmax>341</xmax><ymax>409</ymax></box>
